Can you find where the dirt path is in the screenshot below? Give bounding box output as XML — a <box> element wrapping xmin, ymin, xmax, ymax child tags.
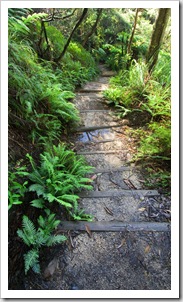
<box><xmin>25</xmin><ymin>65</ymin><xmax>171</xmax><ymax>291</ymax></box>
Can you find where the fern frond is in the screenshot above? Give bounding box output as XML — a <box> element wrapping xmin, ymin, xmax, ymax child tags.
<box><xmin>22</xmin><ymin>215</ymin><xmax>36</xmax><ymax>243</ymax></box>
<box><xmin>28</xmin><ymin>170</ymin><xmax>45</xmax><ymax>186</ymax></box>
<box><xmin>54</xmin><ymin>196</ymin><xmax>73</xmax><ymax>208</ymax></box>
<box><xmin>29</xmin><ymin>184</ymin><xmax>45</xmax><ymax>197</ymax></box>
<box><xmin>46</xmin><ymin>193</ymin><xmax>55</xmax><ymax>203</ymax></box>
<box><xmin>31</xmin><ymin>198</ymin><xmax>45</xmax><ymax>208</ymax></box>
<box><xmin>32</xmin><ymin>262</ymin><xmax>41</xmax><ymax>274</ymax></box>
<box><xmin>17</xmin><ymin>229</ymin><xmax>31</xmax><ymax>246</ymax></box>
<box><xmin>24</xmin><ymin>249</ymin><xmax>40</xmax><ymax>275</ymax></box>
<box><xmin>46</xmin><ymin>235</ymin><xmax>67</xmax><ymax>247</ymax></box>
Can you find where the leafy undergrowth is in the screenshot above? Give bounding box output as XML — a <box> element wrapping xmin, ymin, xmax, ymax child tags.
<box><xmin>103</xmin><ymin>53</ymin><xmax>171</xmax><ymax>192</ymax></box>
<box><xmin>8</xmin><ymin>10</ymin><xmax>98</xmax><ymax>282</ymax></box>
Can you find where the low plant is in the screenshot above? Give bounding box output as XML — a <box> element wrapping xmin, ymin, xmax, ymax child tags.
<box><xmin>26</xmin><ymin>144</ymin><xmax>94</xmax><ymax>220</ymax></box>
<box><xmin>144</xmin><ymin>169</ymin><xmax>171</xmax><ymax>192</ymax></box>
<box><xmin>8</xmin><ymin>162</ymin><xmax>29</xmax><ymax>210</ymax></box>
<box><xmin>136</xmin><ymin>121</ymin><xmax>171</xmax><ymax>160</ymax></box>
<box><xmin>17</xmin><ymin>210</ymin><xmax>67</xmax><ymax>274</ymax></box>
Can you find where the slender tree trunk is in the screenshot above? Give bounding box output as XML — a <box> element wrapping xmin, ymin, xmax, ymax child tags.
<box><xmin>55</xmin><ymin>8</ymin><xmax>88</xmax><ymax>63</ymax></box>
<box><xmin>127</xmin><ymin>8</ymin><xmax>140</xmax><ymax>54</ymax></box>
<box><xmin>82</xmin><ymin>8</ymin><xmax>103</xmax><ymax>47</ymax></box>
<box><xmin>146</xmin><ymin>8</ymin><xmax>170</xmax><ymax>73</ymax></box>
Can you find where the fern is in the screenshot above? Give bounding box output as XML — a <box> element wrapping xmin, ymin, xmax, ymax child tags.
<box><xmin>29</xmin><ymin>183</ymin><xmax>46</xmax><ymax>197</ymax></box>
<box><xmin>21</xmin><ymin>215</ymin><xmax>37</xmax><ymax>245</ymax></box>
<box><xmin>26</xmin><ymin>144</ymin><xmax>93</xmax><ymax>220</ymax></box>
<box><xmin>24</xmin><ymin>249</ymin><xmax>40</xmax><ymax>275</ymax></box>
<box><xmin>17</xmin><ymin>212</ymin><xmax>67</xmax><ymax>274</ymax></box>
<box><xmin>46</xmin><ymin>235</ymin><xmax>67</xmax><ymax>247</ymax></box>
<box><xmin>31</xmin><ymin>198</ymin><xmax>45</xmax><ymax>209</ymax></box>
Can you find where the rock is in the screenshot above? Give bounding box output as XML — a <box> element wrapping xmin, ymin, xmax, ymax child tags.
<box><xmin>43</xmin><ymin>257</ymin><xmax>59</xmax><ymax>280</ymax></box>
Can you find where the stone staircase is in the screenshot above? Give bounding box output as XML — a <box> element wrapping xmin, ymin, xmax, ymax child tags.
<box><xmin>56</xmin><ymin>65</ymin><xmax>171</xmax><ymax>290</ymax></box>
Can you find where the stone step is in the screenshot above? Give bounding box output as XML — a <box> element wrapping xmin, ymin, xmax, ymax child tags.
<box><xmin>79</xmin><ymin>153</ymin><xmax>128</xmax><ymax>169</ymax></box>
<box><xmin>79</xmin><ymin>82</ymin><xmax>109</xmax><ymax>92</ymax></box>
<box><xmin>73</xmin><ymin>94</ymin><xmax>107</xmax><ymax>110</ymax></box>
<box><xmin>79</xmin><ymin>111</ymin><xmax>121</xmax><ymax>128</ymax></box>
<box><xmin>75</xmin><ymin>140</ymin><xmax>130</xmax><ymax>153</ymax></box>
<box><xmin>78</xmin><ymin>195</ymin><xmax>142</xmax><ymax>222</ymax></box>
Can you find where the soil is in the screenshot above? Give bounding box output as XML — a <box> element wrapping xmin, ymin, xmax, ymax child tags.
<box><xmin>8</xmin><ymin>64</ymin><xmax>171</xmax><ymax>291</ymax></box>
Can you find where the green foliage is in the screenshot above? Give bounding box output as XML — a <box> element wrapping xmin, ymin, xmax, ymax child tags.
<box><xmin>17</xmin><ymin>211</ymin><xmax>67</xmax><ymax>274</ymax></box>
<box><xmin>152</xmin><ymin>50</ymin><xmax>171</xmax><ymax>86</ymax></box>
<box><xmin>8</xmin><ymin>162</ymin><xmax>29</xmax><ymax>210</ymax></box>
<box><xmin>8</xmin><ymin>8</ymin><xmax>33</xmax><ymax>19</ymax></box>
<box><xmin>26</xmin><ymin>144</ymin><xmax>93</xmax><ymax>220</ymax></box>
<box><xmin>104</xmin><ymin>53</ymin><xmax>171</xmax><ymax>172</ymax></box>
<box><xmin>144</xmin><ymin>169</ymin><xmax>171</xmax><ymax>191</ymax></box>
<box><xmin>8</xmin><ymin>12</ymin><xmax>98</xmax><ymax>147</ymax></box>
<box><xmin>132</xmin><ymin>121</ymin><xmax>171</xmax><ymax>160</ymax></box>
<box><xmin>104</xmin><ymin>60</ymin><xmax>148</xmax><ymax>108</ymax></box>
<box><xmin>46</xmin><ymin>25</ymin><xmax>65</xmax><ymax>57</ymax></box>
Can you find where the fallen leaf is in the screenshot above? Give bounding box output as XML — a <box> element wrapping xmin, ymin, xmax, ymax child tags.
<box><xmin>138</xmin><ymin>207</ymin><xmax>146</xmax><ymax>212</ymax></box>
<box><xmin>144</xmin><ymin>245</ymin><xmax>151</xmax><ymax>254</ymax></box>
<box><xmin>117</xmin><ymin>238</ymin><xmax>126</xmax><ymax>249</ymax></box>
<box><xmin>123</xmin><ymin>178</ymin><xmax>137</xmax><ymax>189</ymax></box>
<box><xmin>85</xmin><ymin>224</ymin><xmax>92</xmax><ymax>238</ymax></box>
<box><xmin>69</xmin><ymin>234</ymin><xmax>75</xmax><ymax>248</ymax></box>
<box><xmin>165</xmin><ymin>210</ymin><xmax>171</xmax><ymax>213</ymax></box>
<box><xmin>90</xmin><ymin>174</ymin><xmax>98</xmax><ymax>181</ymax></box>
<box><xmin>104</xmin><ymin>206</ymin><xmax>113</xmax><ymax>216</ymax></box>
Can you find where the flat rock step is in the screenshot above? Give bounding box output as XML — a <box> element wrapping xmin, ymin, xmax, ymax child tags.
<box><xmin>58</xmin><ymin>221</ymin><xmax>170</xmax><ymax>232</ymax></box>
<box><xmin>79</xmin><ymin>189</ymin><xmax>159</xmax><ymax>198</ymax></box>
<box><xmin>101</xmin><ymin>71</ymin><xmax>116</xmax><ymax>77</ymax></box>
<box><xmin>79</xmin><ymin>82</ymin><xmax>109</xmax><ymax>92</ymax></box>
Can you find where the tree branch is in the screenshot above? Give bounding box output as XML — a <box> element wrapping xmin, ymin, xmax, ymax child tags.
<box><xmin>42</xmin><ymin>8</ymin><xmax>77</xmax><ymax>22</ymax></box>
<box><xmin>55</xmin><ymin>8</ymin><xmax>88</xmax><ymax>63</ymax></box>
<box><xmin>82</xmin><ymin>8</ymin><xmax>103</xmax><ymax>47</ymax></box>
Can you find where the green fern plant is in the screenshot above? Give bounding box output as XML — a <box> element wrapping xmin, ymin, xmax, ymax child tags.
<box><xmin>26</xmin><ymin>144</ymin><xmax>94</xmax><ymax>220</ymax></box>
<box><xmin>17</xmin><ymin>211</ymin><xmax>67</xmax><ymax>274</ymax></box>
<box><xmin>8</xmin><ymin>164</ymin><xmax>29</xmax><ymax>210</ymax></box>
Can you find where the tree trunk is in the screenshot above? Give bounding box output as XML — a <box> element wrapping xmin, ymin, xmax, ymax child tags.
<box><xmin>146</xmin><ymin>8</ymin><xmax>170</xmax><ymax>73</ymax></box>
<box><xmin>55</xmin><ymin>8</ymin><xmax>88</xmax><ymax>63</ymax></box>
<box><xmin>127</xmin><ymin>8</ymin><xmax>140</xmax><ymax>54</ymax></box>
<box><xmin>82</xmin><ymin>9</ymin><xmax>103</xmax><ymax>47</ymax></box>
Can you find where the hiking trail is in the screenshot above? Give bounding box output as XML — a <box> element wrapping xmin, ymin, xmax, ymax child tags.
<box><xmin>25</xmin><ymin>65</ymin><xmax>171</xmax><ymax>291</ymax></box>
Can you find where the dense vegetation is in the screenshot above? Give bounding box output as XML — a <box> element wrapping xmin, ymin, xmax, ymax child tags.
<box><xmin>8</xmin><ymin>8</ymin><xmax>171</xmax><ymax>281</ymax></box>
